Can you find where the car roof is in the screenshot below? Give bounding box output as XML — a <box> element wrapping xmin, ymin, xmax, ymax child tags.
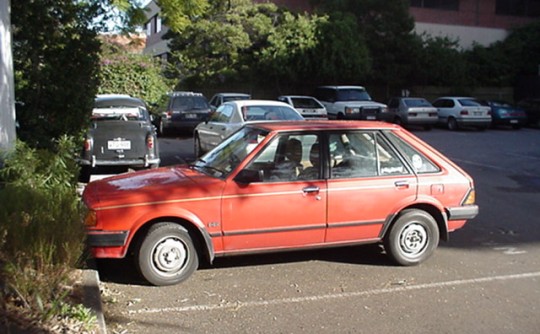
<box><xmin>279</xmin><ymin>95</ymin><xmax>319</xmax><ymax>99</ymax></box>
<box><xmin>94</xmin><ymin>95</ymin><xmax>146</xmax><ymax>108</ymax></box>
<box><xmin>317</xmin><ymin>85</ymin><xmax>366</xmax><ymax>90</ymax></box>
<box><xmin>215</xmin><ymin>92</ymin><xmax>251</xmax><ymax>97</ymax></box>
<box><xmin>246</xmin><ymin>120</ymin><xmax>400</xmax><ymax>132</ymax></box>
<box><xmin>436</xmin><ymin>96</ymin><xmax>475</xmax><ymax>100</ymax></box>
<box><xmin>224</xmin><ymin>99</ymin><xmax>294</xmax><ymax>108</ymax></box>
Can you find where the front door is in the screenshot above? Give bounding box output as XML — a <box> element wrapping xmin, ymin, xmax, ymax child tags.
<box><xmin>221</xmin><ymin>133</ymin><xmax>327</xmax><ymax>252</ymax></box>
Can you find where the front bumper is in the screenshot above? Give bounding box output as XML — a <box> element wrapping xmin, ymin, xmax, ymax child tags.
<box><xmin>87</xmin><ymin>230</ymin><xmax>129</xmax><ymax>247</ymax></box>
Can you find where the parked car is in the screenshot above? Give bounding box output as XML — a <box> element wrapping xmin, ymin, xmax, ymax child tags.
<box><xmin>209</xmin><ymin>92</ymin><xmax>251</xmax><ymax>111</ymax></box>
<box><xmin>277</xmin><ymin>95</ymin><xmax>328</xmax><ymax>119</ymax></box>
<box><xmin>517</xmin><ymin>98</ymin><xmax>540</xmax><ymax>128</ymax></box>
<box><xmin>78</xmin><ymin>95</ymin><xmax>160</xmax><ymax>182</ymax></box>
<box><xmin>156</xmin><ymin>91</ymin><xmax>211</xmax><ymax>136</ymax></box>
<box><xmin>382</xmin><ymin>97</ymin><xmax>438</xmax><ymax>129</ymax></box>
<box><xmin>193</xmin><ymin>99</ymin><xmax>304</xmax><ymax>157</ymax></box>
<box><xmin>432</xmin><ymin>97</ymin><xmax>491</xmax><ymax>130</ymax></box>
<box><xmin>476</xmin><ymin>100</ymin><xmax>528</xmax><ymax>129</ymax></box>
<box><xmin>83</xmin><ymin>120</ymin><xmax>478</xmax><ymax>286</ymax></box>
<box><xmin>314</xmin><ymin>85</ymin><xmax>387</xmax><ymax>120</ymax></box>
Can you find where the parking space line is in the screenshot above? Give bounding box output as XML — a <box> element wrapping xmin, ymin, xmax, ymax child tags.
<box><xmin>126</xmin><ymin>271</ymin><xmax>540</xmax><ymax>315</ymax></box>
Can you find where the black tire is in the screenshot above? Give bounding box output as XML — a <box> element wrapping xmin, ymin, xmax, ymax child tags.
<box><xmin>79</xmin><ymin>166</ymin><xmax>92</xmax><ymax>183</ymax></box>
<box><xmin>194</xmin><ymin>134</ymin><xmax>204</xmax><ymax>158</ymax></box>
<box><xmin>511</xmin><ymin>124</ymin><xmax>521</xmax><ymax>130</ymax></box>
<box><xmin>136</xmin><ymin>223</ymin><xmax>199</xmax><ymax>286</ymax></box>
<box><xmin>447</xmin><ymin>117</ymin><xmax>458</xmax><ymax>131</ymax></box>
<box><xmin>158</xmin><ymin>119</ymin><xmax>168</xmax><ymax>137</ymax></box>
<box><xmin>384</xmin><ymin>209</ymin><xmax>439</xmax><ymax>266</ymax></box>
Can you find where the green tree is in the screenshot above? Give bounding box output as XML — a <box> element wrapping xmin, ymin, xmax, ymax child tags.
<box><xmin>98</xmin><ymin>41</ymin><xmax>171</xmax><ymax>106</ymax></box>
<box><xmin>12</xmin><ymin>0</ymin><xmax>148</xmax><ymax>149</ymax></box>
<box><xmin>12</xmin><ymin>0</ymin><xmax>102</xmax><ymax>148</ymax></box>
<box><xmin>313</xmin><ymin>0</ymin><xmax>418</xmax><ymax>92</ymax></box>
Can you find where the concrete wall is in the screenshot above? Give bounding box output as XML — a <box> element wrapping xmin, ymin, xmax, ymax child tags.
<box><xmin>0</xmin><ymin>0</ymin><xmax>16</xmax><ymax>159</ymax></box>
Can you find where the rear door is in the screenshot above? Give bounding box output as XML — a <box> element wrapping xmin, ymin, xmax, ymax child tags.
<box><xmin>325</xmin><ymin>130</ymin><xmax>417</xmax><ymax>243</ymax></box>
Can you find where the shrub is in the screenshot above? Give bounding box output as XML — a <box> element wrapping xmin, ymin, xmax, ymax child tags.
<box><xmin>0</xmin><ymin>136</ymin><xmax>91</xmax><ymax>330</ymax></box>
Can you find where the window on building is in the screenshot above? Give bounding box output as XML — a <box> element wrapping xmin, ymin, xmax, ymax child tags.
<box><xmin>410</xmin><ymin>0</ymin><xmax>459</xmax><ymax>11</ymax></box>
<box><xmin>156</xmin><ymin>16</ymin><xmax>162</xmax><ymax>33</ymax></box>
<box><xmin>496</xmin><ymin>0</ymin><xmax>540</xmax><ymax>17</ymax></box>
<box><xmin>146</xmin><ymin>21</ymin><xmax>152</xmax><ymax>36</ymax></box>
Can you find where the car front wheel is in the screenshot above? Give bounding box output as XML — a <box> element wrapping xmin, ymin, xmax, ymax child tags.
<box><xmin>194</xmin><ymin>134</ymin><xmax>204</xmax><ymax>158</ymax></box>
<box><xmin>384</xmin><ymin>209</ymin><xmax>439</xmax><ymax>266</ymax></box>
<box><xmin>136</xmin><ymin>223</ymin><xmax>199</xmax><ymax>286</ymax></box>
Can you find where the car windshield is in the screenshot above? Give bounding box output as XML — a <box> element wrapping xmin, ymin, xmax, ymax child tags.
<box><xmin>172</xmin><ymin>96</ymin><xmax>210</xmax><ymax>110</ymax></box>
<box><xmin>335</xmin><ymin>89</ymin><xmax>371</xmax><ymax>102</ymax></box>
<box><xmin>290</xmin><ymin>97</ymin><xmax>323</xmax><ymax>109</ymax></box>
<box><xmin>192</xmin><ymin>127</ymin><xmax>269</xmax><ymax>178</ymax></box>
<box><xmin>404</xmin><ymin>98</ymin><xmax>432</xmax><ymax>107</ymax></box>
<box><xmin>243</xmin><ymin>105</ymin><xmax>304</xmax><ymax>121</ymax></box>
<box><xmin>91</xmin><ymin>107</ymin><xmax>146</xmax><ymax>121</ymax></box>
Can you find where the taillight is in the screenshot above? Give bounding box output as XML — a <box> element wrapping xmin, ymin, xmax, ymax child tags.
<box><xmin>147</xmin><ymin>135</ymin><xmax>154</xmax><ymax>149</ymax></box>
<box><xmin>166</xmin><ymin>111</ymin><xmax>173</xmax><ymax>118</ymax></box>
<box><xmin>463</xmin><ymin>189</ymin><xmax>476</xmax><ymax>205</ymax></box>
<box><xmin>460</xmin><ymin>110</ymin><xmax>469</xmax><ymax>115</ymax></box>
<box><xmin>84</xmin><ymin>138</ymin><xmax>93</xmax><ymax>151</ymax></box>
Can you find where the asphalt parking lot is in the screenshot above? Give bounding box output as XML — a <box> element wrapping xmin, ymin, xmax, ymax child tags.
<box><xmin>96</xmin><ymin>127</ymin><xmax>540</xmax><ymax>334</ymax></box>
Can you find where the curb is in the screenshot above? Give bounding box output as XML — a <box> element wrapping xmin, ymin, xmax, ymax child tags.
<box><xmin>82</xmin><ymin>270</ymin><xmax>107</xmax><ymax>334</ymax></box>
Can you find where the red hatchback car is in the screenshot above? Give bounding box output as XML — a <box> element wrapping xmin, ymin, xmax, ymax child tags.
<box><xmin>83</xmin><ymin>121</ymin><xmax>478</xmax><ymax>286</ymax></box>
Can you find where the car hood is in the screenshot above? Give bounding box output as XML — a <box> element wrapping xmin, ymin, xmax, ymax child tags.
<box><xmin>82</xmin><ymin>165</ymin><xmax>224</xmax><ymax>209</ymax></box>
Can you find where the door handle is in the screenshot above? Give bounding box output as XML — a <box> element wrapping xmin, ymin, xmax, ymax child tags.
<box><xmin>302</xmin><ymin>186</ymin><xmax>320</xmax><ymax>193</ymax></box>
<box><xmin>394</xmin><ymin>180</ymin><xmax>409</xmax><ymax>189</ymax></box>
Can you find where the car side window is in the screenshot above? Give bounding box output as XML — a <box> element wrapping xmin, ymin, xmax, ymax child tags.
<box><xmin>210</xmin><ymin>105</ymin><xmax>233</xmax><ymax>122</ymax></box>
<box><xmin>330</xmin><ymin>131</ymin><xmax>409</xmax><ymax>179</ymax></box>
<box><xmin>385</xmin><ymin>132</ymin><xmax>441</xmax><ymax>174</ymax></box>
<box><xmin>245</xmin><ymin>134</ymin><xmax>319</xmax><ymax>182</ymax></box>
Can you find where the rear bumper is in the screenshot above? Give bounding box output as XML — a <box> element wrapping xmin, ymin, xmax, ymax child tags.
<box><xmin>456</xmin><ymin>118</ymin><xmax>491</xmax><ymax>127</ymax></box>
<box><xmin>447</xmin><ymin>205</ymin><xmax>479</xmax><ymax>221</ymax></box>
<box><xmin>79</xmin><ymin>156</ymin><xmax>160</xmax><ymax>168</ymax></box>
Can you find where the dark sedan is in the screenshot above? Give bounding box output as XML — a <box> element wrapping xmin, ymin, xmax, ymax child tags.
<box><xmin>478</xmin><ymin>100</ymin><xmax>527</xmax><ymax>129</ymax></box>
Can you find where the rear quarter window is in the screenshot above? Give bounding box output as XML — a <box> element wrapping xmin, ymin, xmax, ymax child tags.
<box><xmin>385</xmin><ymin>132</ymin><xmax>441</xmax><ymax>174</ymax></box>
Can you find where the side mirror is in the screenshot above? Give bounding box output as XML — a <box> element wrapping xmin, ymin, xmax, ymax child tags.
<box><xmin>234</xmin><ymin>169</ymin><xmax>263</xmax><ymax>184</ymax></box>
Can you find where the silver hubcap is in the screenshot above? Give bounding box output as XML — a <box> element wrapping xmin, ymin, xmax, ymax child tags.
<box><xmin>152</xmin><ymin>237</ymin><xmax>188</xmax><ymax>276</ymax></box>
<box><xmin>399</xmin><ymin>223</ymin><xmax>428</xmax><ymax>257</ymax></box>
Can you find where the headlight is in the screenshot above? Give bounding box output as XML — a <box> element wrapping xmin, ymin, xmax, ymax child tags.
<box><xmin>345</xmin><ymin>107</ymin><xmax>360</xmax><ymax>114</ymax></box>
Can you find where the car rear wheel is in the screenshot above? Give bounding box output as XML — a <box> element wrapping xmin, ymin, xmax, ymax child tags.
<box><xmin>447</xmin><ymin>117</ymin><xmax>458</xmax><ymax>131</ymax></box>
<box><xmin>384</xmin><ymin>209</ymin><xmax>439</xmax><ymax>266</ymax></box>
<box><xmin>158</xmin><ymin>119</ymin><xmax>168</xmax><ymax>137</ymax></box>
<box><xmin>136</xmin><ymin>223</ymin><xmax>199</xmax><ymax>286</ymax></box>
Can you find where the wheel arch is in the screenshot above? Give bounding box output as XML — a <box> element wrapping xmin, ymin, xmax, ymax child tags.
<box><xmin>128</xmin><ymin>216</ymin><xmax>215</xmax><ymax>265</ymax></box>
<box><xmin>382</xmin><ymin>203</ymin><xmax>449</xmax><ymax>242</ymax></box>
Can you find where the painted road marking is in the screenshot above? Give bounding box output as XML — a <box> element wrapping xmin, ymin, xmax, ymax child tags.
<box><xmin>126</xmin><ymin>271</ymin><xmax>540</xmax><ymax>315</ymax></box>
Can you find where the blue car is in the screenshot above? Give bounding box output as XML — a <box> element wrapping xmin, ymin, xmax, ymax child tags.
<box><xmin>478</xmin><ymin>100</ymin><xmax>528</xmax><ymax>129</ymax></box>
